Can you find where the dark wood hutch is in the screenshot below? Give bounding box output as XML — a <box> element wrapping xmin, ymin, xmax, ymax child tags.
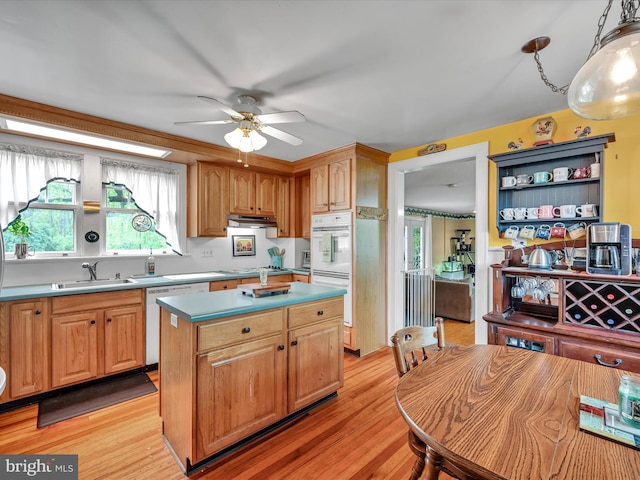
<box><xmin>485</xmin><ymin>240</ymin><xmax>640</xmax><ymax>374</ymax></box>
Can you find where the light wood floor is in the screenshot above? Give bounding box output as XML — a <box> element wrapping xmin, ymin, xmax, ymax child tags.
<box><xmin>0</xmin><ymin>320</ymin><xmax>474</xmax><ymax>480</ymax></box>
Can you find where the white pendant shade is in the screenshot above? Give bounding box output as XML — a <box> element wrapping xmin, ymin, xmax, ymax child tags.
<box><xmin>568</xmin><ymin>32</ymin><xmax>640</xmax><ymax>119</ymax></box>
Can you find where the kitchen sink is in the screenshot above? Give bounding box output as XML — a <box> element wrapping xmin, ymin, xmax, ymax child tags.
<box><xmin>51</xmin><ymin>278</ymin><xmax>138</xmax><ymax>290</ymax></box>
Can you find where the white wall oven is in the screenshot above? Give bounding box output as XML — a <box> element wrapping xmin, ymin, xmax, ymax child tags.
<box><xmin>311</xmin><ymin>212</ymin><xmax>352</xmax><ymax>327</ymax></box>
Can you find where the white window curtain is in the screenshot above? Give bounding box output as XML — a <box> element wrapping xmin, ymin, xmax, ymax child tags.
<box><xmin>101</xmin><ymin>158</ymin><xmax>182</xmax><ymax>254</ymax></box>
<box><xmin>0</xmin><ymin>143</ymin><xmax>82</xmax><ymax>228</ymax></box>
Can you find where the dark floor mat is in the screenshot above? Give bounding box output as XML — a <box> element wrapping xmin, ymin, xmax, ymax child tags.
<box><xmin>37</xmin><ymin>373</ymin><xmax>157</xmax><ymax>428</ymax></box>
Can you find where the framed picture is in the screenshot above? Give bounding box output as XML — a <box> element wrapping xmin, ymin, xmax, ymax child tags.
<box><xmin>232</xmin><ymin>235</ymin><xmax>256</xmax><ymax>256</ymax></box>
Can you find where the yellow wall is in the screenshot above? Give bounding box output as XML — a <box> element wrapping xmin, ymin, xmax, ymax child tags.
<box><xmin>391</xmin><ymin>108</ymin><xmax>640</xmax><ymax>246</ymax></box>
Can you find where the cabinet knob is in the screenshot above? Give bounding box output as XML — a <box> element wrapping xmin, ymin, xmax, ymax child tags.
<box><xmin>278</xmin><ymin>344</ymin><xmax>285</xmax><ymax>351</ymax></box>
<box><xmin>35</xmin><ymin>309</ymin><xmax>41</xmax><ymax>315</ymax></box>
<box><xmin>317</xmin><ymin>310</ymin><xmax>324</xmax><ymax>316</ymax></box>
<box><xmin>107</xmin><ymin>318</ymin><xmax>112</xmax><ymax>323</ymax></box>
<box><xmin>242</xmin><ymin>327</ymin><xmax>251</xmax><ymax>334</ymax></box>
<box><xmin>323</xmin><ymin>203</ymin><xmax>327</xmax><ymax>206</ymax></box>
<box><xmin>90</xmin><ymin>320</ymin><xmax>96</xmax><ymax>325</ymax></box>
<box><xmin>223</xmin><ymin>285</ymin><xmax>228</xmax><ymax>289</ymax></box>
<box><xmin>291</xmin><ymin>340</ymin><xmax>298</xmax><ymax>346</ymax></box>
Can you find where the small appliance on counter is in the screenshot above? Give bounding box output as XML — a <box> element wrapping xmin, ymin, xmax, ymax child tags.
<box><xmin>302</xmin><ymin>250</ymin><xmax>311</xmax><ymax>269</ymax></box>
<box><xmin>587</xmin><ymin>223</ymin><xmax>632</xmax><ymax>276</ymax></box>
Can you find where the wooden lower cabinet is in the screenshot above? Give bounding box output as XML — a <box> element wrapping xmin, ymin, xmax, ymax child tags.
<box><xmin>196</xmin><ymin>334</ymin><xmax>286</xmax><ymax>459</ymax></box>
<box><xmin>0</xmin><ymin>299</ymin><xmax>50</xmax><ymax>401</ymax></box>
<box><xmin>209</xmin><ymin>279</ymin><xmax>238</xmax><ymax>291</ymax></box>
<box><xmin>160</xmin><ymin>296</ymin><xmax>344</xmax><ymax>471</ymax></box>
<box><xmin>51</xmin><ymin>290</ymin><xmax>145</xmax><ymax>388</ymax></box>
<box><xmin>490</xmin><ymin>324</ymin><xmax>556</xmax><ymax>355</ymax></box>
<box><xmin>557</xmin><ymin>338</ymin><xmax>640</xmax><ymax>372</ymax></box>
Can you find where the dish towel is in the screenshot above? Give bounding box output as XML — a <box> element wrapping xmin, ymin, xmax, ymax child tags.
<box><xmin>322</xmin><ymin>234</ymin><xmax>334</xmax><ymax>262</ymax></box>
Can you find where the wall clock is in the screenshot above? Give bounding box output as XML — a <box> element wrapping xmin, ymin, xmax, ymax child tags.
<box><xmin>132</xmin><ymin>214</ymin><xmax>153</xmax><ymax>232</ymax></box>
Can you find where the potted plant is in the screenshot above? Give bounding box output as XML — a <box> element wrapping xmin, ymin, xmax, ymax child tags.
<box><xmin>8</xmin><ymin>216</ymin><xmax>33</xmax><ymax>259</ymax></box>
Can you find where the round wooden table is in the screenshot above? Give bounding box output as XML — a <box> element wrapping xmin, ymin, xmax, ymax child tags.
<box><xmin>395</xmin><ymin>344</ymin><xmax>640</xmax><ymax>480</ymax></box>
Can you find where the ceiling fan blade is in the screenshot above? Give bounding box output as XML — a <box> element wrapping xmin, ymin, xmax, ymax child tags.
<box><xmin>256</xmin><ymin>111</ymin><xmax>305</xmax><ymax>124</ymax></box>
<box><xmin>197</xmin><ymin>96</ymin><xmax>242</xmax><ymax>118</ymax></box>
<box><xmin>261</xmin><ymin>125</ymin><xmax>303</xmax><ymax>146</ymax></box>
<box><xmin>174</xmin><ymin>119</ymin><xmax>236</xmax><ymax>125</ymax></box>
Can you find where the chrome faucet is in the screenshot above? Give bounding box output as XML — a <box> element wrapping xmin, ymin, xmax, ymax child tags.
<box><xmin>82</xmin><ymin>261</ymin><xmax>99</xmax><ymax>281</ymax></box>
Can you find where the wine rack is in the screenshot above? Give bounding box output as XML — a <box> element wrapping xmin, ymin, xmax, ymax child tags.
<box><xmin>564</xmin><ymin>279</ymin><xmax>640</xmax><ymax>335</ymax></box>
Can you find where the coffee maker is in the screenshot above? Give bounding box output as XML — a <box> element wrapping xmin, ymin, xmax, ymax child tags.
<box><xmin>587</xmin><ymin>223</ymin><xmax>632</xmax><ymax>275</ymax></box>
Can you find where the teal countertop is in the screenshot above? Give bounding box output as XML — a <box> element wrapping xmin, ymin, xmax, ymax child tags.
<box><xmin>156</xmin><ymin>282</ymin><xmax>345</xmax><ymax>323</ymax></box>
<box><xmin>0</xmin><ymin>269</ymin><xmax>309</xmax><ymax>302</ymax></box>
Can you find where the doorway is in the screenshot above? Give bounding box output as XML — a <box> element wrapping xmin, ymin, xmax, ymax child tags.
<box><xmin>388</xmin><ymin>142</ymin><xmax>489</xmax><ymax>344</ymax></box>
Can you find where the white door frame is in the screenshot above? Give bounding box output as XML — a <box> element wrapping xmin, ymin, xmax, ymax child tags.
<box><xmin>388</xmin><ymin>142</ymin><xmax>489</xmax><ymax>344</ymax></box>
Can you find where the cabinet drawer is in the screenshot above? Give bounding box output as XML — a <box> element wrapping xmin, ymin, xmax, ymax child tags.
<box><xmin>51</xmin><ymin>289</ymin><xmax>144</xmax><ymax>314</ymax></box>
<box><xmin>209</xmin><ymin>280</ymin><xmax>238</xmax><ymax>291</ymax></box>
<box><xmin>492</xmin><ymin>324</ymin><xmax>555</xmax><ymax>354</ymax></box>
<box><xmin>198</xmin><ymin>309</ymin><xmax>284</xmax><ymax>352</ymax></box>
<box><xmin>288</xmin><ymin>297</ymin><xmax>343</xmax><ymax>328</ymax></box>
<box><xmin>558</xmin><ymin>339</ymin><xmax>640</xmax><ymax>373</ymax></box>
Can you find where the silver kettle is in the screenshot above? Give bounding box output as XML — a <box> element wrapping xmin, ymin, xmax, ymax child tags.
<box><xmin>528</xmin><ymin>245</ymin><xmax>552</xmax><ymax>269</ymax></box>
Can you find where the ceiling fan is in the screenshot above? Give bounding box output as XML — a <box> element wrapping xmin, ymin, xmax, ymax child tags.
<box><xmin>175</xmin><ymin>95</ymin><xmax>305</xmax><ymax>151</ymax></box>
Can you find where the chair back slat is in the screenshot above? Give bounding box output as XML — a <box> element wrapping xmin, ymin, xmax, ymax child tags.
<box><xmin>390</xmin><ymin>317</ymin><xmax>446</xmax><ymax>377</ymax></box>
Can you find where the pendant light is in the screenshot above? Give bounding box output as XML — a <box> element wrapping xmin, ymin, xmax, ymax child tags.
<box><xmin>525</xmin><ymin>0</ymin><xmax>640</xmax><ymax>120</ymax></box>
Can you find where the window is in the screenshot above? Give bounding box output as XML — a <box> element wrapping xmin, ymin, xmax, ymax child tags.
<box><xmin>104</xmin><ymin>184</ymin><xmax>168</xmax><ymax>253</ymax></box>
<box><xmin>3</xmin><ymin>180</ymin><xmax>79</xmax><ymax>254</ymax></box>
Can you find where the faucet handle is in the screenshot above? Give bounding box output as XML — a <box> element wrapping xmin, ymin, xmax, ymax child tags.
<box><xmin>82</xmin><ymin>262</ymin><xmax>90</xmax><ymax>268</ymax></box>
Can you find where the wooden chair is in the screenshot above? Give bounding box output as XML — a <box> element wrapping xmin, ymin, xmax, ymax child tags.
<box><xmin>391</xmin><ymin>319</ymin><xmax>472</xmax><ymax>480</ymax></box>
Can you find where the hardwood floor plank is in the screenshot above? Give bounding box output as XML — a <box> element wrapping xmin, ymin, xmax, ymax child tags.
<box><xmin>0</xmin><ymin>322</ymin><xmax>474</xmax><ymax>479</ymax></box>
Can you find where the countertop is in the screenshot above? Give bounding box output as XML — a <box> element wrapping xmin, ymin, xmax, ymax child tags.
<box><xmin>0</xmin><ymin>269</ymin><xmax>310</xmax><ymax>302</ymax></box>
<box><xmin>156</xmin><ymin>282</ymin><xmax>346</xmax><ymax>323</ymax></box>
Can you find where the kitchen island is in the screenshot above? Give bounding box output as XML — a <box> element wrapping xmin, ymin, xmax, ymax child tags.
<box><xmin>157</xmin><ymin>282</ymin><xmax>346</xmax><ymax>474</ymax></box>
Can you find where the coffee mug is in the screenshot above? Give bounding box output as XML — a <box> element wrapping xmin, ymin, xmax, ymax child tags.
<box><xmin>551</xmin><ymin>222</ymin><xmax>566</xmax><ymax>238</ymax></box>
<box><xmin>513</xmin><ymin>207</ymin><xmax>527</xmax><ymax>220</ymax></box>
<box><xmin>590</xmin><ymin>162</ymin><xmax>601</xmax><ymax>178</ymax></box>
<box><xmin>533</xmin><ymin>171</ymin><xmax>553</xmax><ymax>184</ymax></box>
<box><xmin>516</xmin><ymin>174</ymin><xmax>533</xmax><ymax>185</ymax></box>
<box><xmin>526</xmin><ymin>207</ymin><xmax>540</xmax><ymax>220</ymax></box>
<box><xmin>504</xmin><ymin>225</ymin><xmax>520</xmax><ymax>239</ymax></box>
<box><xmin>519</xmin><ymin>225</ymin><xmax>536</xmax><ymax>240</ymax></box>
<box><xmin>573</xmin><ymin>167</ymin><xmax>591</xmax><ymax>179</ymax></box>
<box><xmin>553</xmin><ymin>167</ymin><xmax>573</xmax><ymax>182</ymax></box>
<box><xmin>538</xmin><ymin>204</ymin><xmax>554</xmax><ymax>219</ymax></box>
<box><xmin>567</xmin><ymin>222</ymin><xmax>587</xmax><ymax>240</ymax></box>
<box><xmin>535</xmin><ymin>224</ymin><xmax>551</xmax><ymax>240</ymax></box>
<box><xmin>500</xmin><ymin>208</ymin><xmax>515</xmax><ymax>220</ymax></box>
<box><xmin>553</xmin><ymin>204</ymin><xmax>577</xmax><ymax>219</ymax></box>
<box><xmin>576</xmin><ymin>204</ymin><xmax>598</xmax><ymax>217</ymax></box>
<box><xmin>501</xmin><ymin>176</ymin><xmax>517</xmax><ymax>188</ymax></box>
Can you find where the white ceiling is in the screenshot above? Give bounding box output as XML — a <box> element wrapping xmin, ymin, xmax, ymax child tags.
<box><xmin>0</xmin><ymin>1</ymin><xmax>614</xmax><ymax>212</ymax></box>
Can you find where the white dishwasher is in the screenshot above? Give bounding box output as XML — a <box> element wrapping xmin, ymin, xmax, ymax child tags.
<box><xmin>145</xmin><ymin>282</ymin><xmax>210</xmax><ymax>365</ymax></box>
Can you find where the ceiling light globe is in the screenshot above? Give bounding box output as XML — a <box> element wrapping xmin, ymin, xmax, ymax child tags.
<box><xmin>224</xmin><ymin>128</ymin><xmax>243</xmax><ymax>148</ymax></box>
<box><xmin>238</xmin><ymin>136</ymin><xmax>254</xmax><ymax>153</ymax></box>
<box><xmin>568</xmin><ymin>29</ymin><xmax>640</xmax><ymax>120</ymax></box>
<box><xmin>249</xmin><ymin>130</ymin><xmax>267</xmax><ymax>151</ymax></box>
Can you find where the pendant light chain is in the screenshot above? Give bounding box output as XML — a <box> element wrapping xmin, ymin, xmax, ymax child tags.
<box><xmin>531</xmin><ymin>0</ymin><xmax>618</xmax><ymax>96</ymax></box>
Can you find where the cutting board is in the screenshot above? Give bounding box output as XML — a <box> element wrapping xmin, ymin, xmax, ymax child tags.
<box><xmin>238</xmin><ymin>282</ymin><xmax>291</xmax><ymax>298</ymax></box>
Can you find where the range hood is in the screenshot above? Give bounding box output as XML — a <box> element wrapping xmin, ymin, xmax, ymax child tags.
<box><xmin>228</xmin><ymin>214</ymin><xmax>277</xmax><ymax>228</ymax></box>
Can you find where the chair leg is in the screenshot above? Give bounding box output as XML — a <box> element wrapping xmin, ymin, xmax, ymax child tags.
<box><xmin>423</xmin><ymin>446</ymin><xmax>444</xmax><ymax>480</ymax></box>
<box><xmin>409</xmin><ymin>454</ymin><xmax>426</xmax><ymax>480</ymax></box>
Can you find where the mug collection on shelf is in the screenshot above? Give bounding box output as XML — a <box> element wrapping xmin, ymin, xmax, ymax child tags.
<box><xmin>503</xmin><ymin>221</ymin><xmax>587</xmax><ymax>241</ymax></box>
<box><xmin>500</xmin><ymin>161</ymin><xmax>600</xmax><ymax>188</ymax></box>
<box><xmin>500</xmin><ymin>204</ymin><xmax>598</xmax><ymax>221</ymax></box>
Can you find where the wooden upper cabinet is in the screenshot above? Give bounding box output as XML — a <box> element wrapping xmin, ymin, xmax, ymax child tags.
<box><xmin>230</xmin><ymin>170</ymin><xmax>277</xmax><ymax>217</ymax></box>
<box><xmin>229</xmin><ymin>168</ymin><xmax>256</xmax><ymax>215</ymax></box>
<box><xmin>311</xmin><ymin>158</ymin><xmax>351</xmax><ymax>214</ymax></box>
<box><xmin>256</xmin><ymin>173</ymin><xmax>277</xmax><ymax>217</ymax></box>
<box><xmin>329</xmin><ymin>159</ymin><xmax>351</xmax><ymax>211</ymax></box>
<box><xmin>188</xmin><ymin>162</ymin><xmax>229</xmax><ymax>237</ymax></box>
<box><xmin>294</xmin><ymin>175</ymin><xmax>311</xmax><ymax>238</ymax></box>
<box><xmin>276</xmin><ymin>176</ymin><xmax>291</xmax><ymax>237</ymax></box>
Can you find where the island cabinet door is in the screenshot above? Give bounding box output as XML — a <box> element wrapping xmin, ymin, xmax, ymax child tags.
<box><xmin>288</xmin><ymin>318</ymin><xmax>344</xmax><ymax>413</ymax></box>
<box><xmin>195</xmin><ymin>334</ymin><xmax>287</xmax><ymax>461</ymax></box>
